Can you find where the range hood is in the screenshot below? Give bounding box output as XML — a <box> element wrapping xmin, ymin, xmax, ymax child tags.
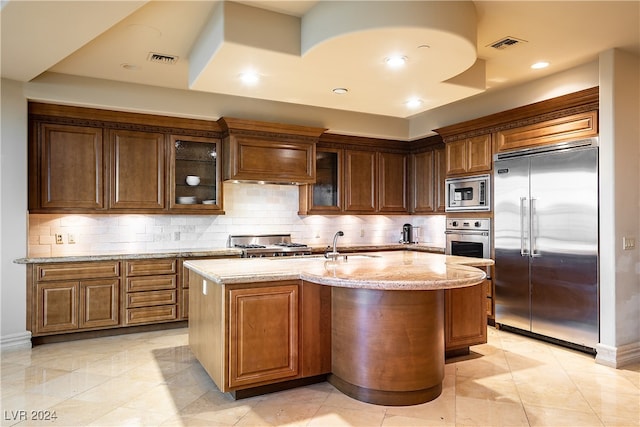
<box><xmin>218</xmin><ymin>117</ymin><xmax>326</xmax><ymax>185</ymax></box>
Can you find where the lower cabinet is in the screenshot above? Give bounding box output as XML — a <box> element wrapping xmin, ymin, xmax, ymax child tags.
<box><xmin>124</xmin><ymin>259</ymin><xmax>178</xmax><ymax>325</ymax></box>
<box><xmin>228</xmin><ymin>283</ymin><xmax>299</xmax><ymax>388</ymax></box>
<box><xmin>189</xmin><ymin>274</ymin><xmax>332</xmax><ymax>393</ymax></box>
<box><xmin>30</xmin><ymin>262</ymin><xmax>120</xmax><ymax>335</ymax></box>
<box><xmin>444</xmin><ymin>281</ymin><xmax>488</xmax><ymax>354</ymax></box>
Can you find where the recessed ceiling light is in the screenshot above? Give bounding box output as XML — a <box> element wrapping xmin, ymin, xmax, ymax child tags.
<box><xmin>531</xmin><ymin>61</ymin><xmax>549</xmax><ymax>69</ymax></box>
<box><xmin>239</xmin><ymin>71</ymin><xmax>260</xmax><ymax>85</ymax></box>
<box><xmin>332</xmin><ymin>88</ymin><xmax>348</xmax><ymax>94</ymax></box>
<box><xmin>385</xmin><ymin>56</ymin><xmax>407</xmax><ymax>68</ymax></box>
<box><xmin>405</xmin><ymin>98</ymin><xmax>423</xmax><ymax>108</ymax></box>
<box><xmin>121</xmin><ymin>63</ymin><xmax>138</xmax><ymax>71</ymax></box>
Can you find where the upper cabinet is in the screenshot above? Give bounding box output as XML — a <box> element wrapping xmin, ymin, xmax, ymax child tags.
<box><xmin>409</xmin><ymin>135</ymin><xmax>446</xmax><ymax>214</ymax></box>
<box><xmin>218</xmin><ymin>117</ymin><xmax>325</xmax><ymax>184</ymax></box>
<box><xmin>169</xmin><ymin>135</ymin><xmax>223</xmax><ymax>212</ymax></box>
<box><xmin>299</xmin><ymin>134</ymin><xmax>409</xmax><ymax>215</ymax></box>
<box><xmin>28</xmin><ymin>103</ymin><xmax>224</xmax><ymax>214</ymax></box>
<box><xmin>31</xmin><ymin>123</ymin><xmax>106</xmax><ymax>210</ymax></box>
<box><xmin>109</xmin><ymin>129</ymin><xmax>166</xmax><ymax>210</ymax></box>
<box><xmin>495</xmin><ymin>111</ymin><xmax>598</xmax><ymax>153</ymax></box>
<box><xmin>444</xmin><ymin>134</ymin><xmax>492</xmax><ymax>177</ymax></box>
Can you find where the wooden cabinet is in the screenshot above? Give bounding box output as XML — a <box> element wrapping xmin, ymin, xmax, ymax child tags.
<box><xmin>378</xmin><ymin>151</ymin><xmax>408</xmax><ymax>212</ymax></box>
<box><xmin>28</xmin><ymin>102</ymin><xmax>224</xmax><ymax>214</ymax></box>
<box><xmin>444</xmin><ymin>281</ymin><xmax>488</xmax><ymax>354</ymax></box>
<box><xmin>434</xmin><ymin>147</ymin><xmax>447</xmax><ymax>212</ymax></box>
<box><xmin>495</xmin><ymin>111</ymin><xmax>598</xmax><ymax>153</ymax></box>
<box><xmin>219</xmin><ymin>117</ymin><xmax>325</xmax><ymax>184</ymax></box>
<box><xmin>188</xmin><ymin>275</ymin><xmax>303</xmax><ymax>393</ymax></box>
<box><xmin>411</xmin><ymin>150</ymin><xmax>435</xmax><ymax>213</ymax></box>
<box><xmin>300</xmin><ymin>281</ymin><xmax>331</xmax><ymax>377</ymax></box>
<box><xmin>169</xmin><ymin>135</ymin><xmax>223</xmax><ymax>211</ymax></box>
<box><xmin>299</xmin><ymin>148</ymin><xmax>343</xmax><ymax>214</ymax></box>
<box><xmin>445</xmin><ymin>134</ymin><xmax>492</xmax><ymax>176</ymax></box>
<box><xmin>228</xmin><ymin>282</ymin><xmax>299</xmax><ymax>388</ymax></box>
<box><xmin>30</xmin><ymin>123</ymin><xmax>105</xmax><ymax>211</ymax></box>
<box><xmin>109</xmin><ymin>129</ymin><xmax>166</xmax><ymax>210</ymax></box>
<box><xmin>303</xmin><ymin>147</ymin><xmax>407</xmax><ymax>214</ymax></box>
<box><xmin>344</xmin><ymin>150</ymin><xmax>376</xmax><ymax>213</ymax></box>
<box><xmin>29</xmin><ymin>262</ymin><xmax>120</xmax><ymax>336</ymax></box>
<box><xmin>124</xmin><ymin>259</ymin><xmax>178</xmax><ymax>325</ymax></box>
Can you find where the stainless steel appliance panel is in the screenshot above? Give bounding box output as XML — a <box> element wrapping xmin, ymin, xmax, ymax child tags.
<box><xmin>528</xmin><ymin>148</ymin><xmax>599</xmax><ymax>346</ymax></box>
<box><xmin>494</xmin><ymin>140</ymin><xmax>599</xmax><ymax>350</ymax></box>
<box><xmin>494</xmin><ymin>157</ymin><xmax>531</xmax><ymax>331</ymax></box>
<box><xmin>445</xmin><ymin>174</ymin><xmax>490</xmax><ymax>212</ymax></box>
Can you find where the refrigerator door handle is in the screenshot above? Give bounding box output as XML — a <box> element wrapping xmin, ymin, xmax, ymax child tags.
<box><xmin>530</xmin><ymin>197</ymin><xmax>540</xmax><ymax>257</ymax></box>
<box><xmin>520</xmin><ymin>196</ymin><xmax>529</xmax><ymax>256</ymax></box>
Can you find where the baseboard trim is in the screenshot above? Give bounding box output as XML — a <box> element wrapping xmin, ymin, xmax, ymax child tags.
<box><xmin>595</xmin><ymin>341</ymin><xmax>640</xmax><ymax>368</ymax></box>
<box><xmin>0</xmin><ymin>331</ymin><xmax>32</xmax><ymax>351</ymax></box>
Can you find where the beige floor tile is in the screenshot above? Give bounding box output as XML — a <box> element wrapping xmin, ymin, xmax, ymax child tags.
<box><xmin>307</xmin><ymin>405</ymin><xmax>386</xmax><ymax>427</ymax></box>
<box><xmin>2</xmin><ymin>327</ymin><xmax>638</xmax><ymax>427</ymax></box>
<box><xmin>87</xmin><ymin>406</ymin><xmax>175</xmax><ymax>426</ymax></box>
<box><xmin>455</xmin><ymin>396</ymin><xmax>530</xmax><ymax>426</ymax></box>
<box><xmin>14</xmin><ymin>398</ymin><xmax>119</xmax><ymax>427</ymax></box>
<box><xmin>524</xmin><ymin>404</ymin><xmax>604</xmax><ymax>427</ymax></box>
<box><xmin>25</xmin><ymin>371</ymin><xmax>111</xmax><ymax>400</ymax></box>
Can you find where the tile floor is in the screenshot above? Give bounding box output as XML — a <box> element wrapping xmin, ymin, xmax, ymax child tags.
<box><xmin>1</xmin><ymin>327</ymin><xmax>638</xmax><ymax>427</ymax></box>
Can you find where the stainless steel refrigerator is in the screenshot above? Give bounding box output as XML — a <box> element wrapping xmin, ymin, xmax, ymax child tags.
<box><xmin>493</xmin><ymin>138</ymin><xmax>599</xmax><ymax>351</ymax></box>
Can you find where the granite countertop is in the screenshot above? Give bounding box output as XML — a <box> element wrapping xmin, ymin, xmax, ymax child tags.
<box><xmin>13</xmin><ymin>243</ymin><xmax>444</xmax><ymax>264</ymax></box>
<box><xmin>184</xmin><ymin>250</ymin><xmax>492</xmax><ymax>291</ymax></box>
<box><xmin>13</xmin><ymin>248</ymin><xmax>243</xmax><ymax>264</ymax></box>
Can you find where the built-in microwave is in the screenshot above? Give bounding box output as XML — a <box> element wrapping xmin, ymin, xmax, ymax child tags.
<box><xmin>445</xmin><ymin>174</ymin><xmax>490</xmax><ymax>212</ymax></box>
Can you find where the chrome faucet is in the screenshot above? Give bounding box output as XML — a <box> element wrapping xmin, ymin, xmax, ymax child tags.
<box><xmin>325</xmin><ymin>231</ymin><xmax>344</xmax><ymax>259</ymax></box>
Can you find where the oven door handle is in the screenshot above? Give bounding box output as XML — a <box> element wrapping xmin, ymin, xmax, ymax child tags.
<box><xmin>445</xmin><ymin>230</ymin><xmax>489</xmax><ymax>236</ymax></box>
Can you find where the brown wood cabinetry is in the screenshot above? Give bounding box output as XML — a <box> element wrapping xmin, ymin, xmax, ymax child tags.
<box><xmin>444</xmin><ymin>282</ymin><xmax>488</xmax><ymax>354</ymax></box>
<box><xmin>228</xmin><ymin>282</ymin><xmax>299</xmax><ymax>388</ymax></box>
<box><xmin>378</xmin><ymin>151</ymin><xmax>408</xmax><ymax>212</ymax></box>
<box><xmin>495</xmin><ymin>111</ymin><xmax>598</xmax><ymax>153</ymax></box>
<box><xmin>30</xmin><ymin>123</ymin><xmax>105</xmax><ymax>211</ymax></box>
<box><xmin>300</xmin><ymin>281</ymin><xmax>332</xmax><ymax>377</ymax></box>
<box><xmin>299</xmin><ymin>148</ymin><xmax>343</xmax><ymax>214</ymax></box>
<box><xmin>434</xmin><ymin>147</ymin><xmax>447</xmax><ymax>212</ymax></box>
<box><xmin>28</xmin><ymin>102</ymin><xmax>224</xmax><ymax>214</ymax></box>
<box><xmin>344</xmin><ymin>150</ymin><xmax>376</xmax><ymax>213</ymax></box>
<box><xmin>109</xmin><ymin>129</ymin><xmax>166</xmax><ymax>210</ymax></box>
<box><xmin>124</xmin><ymin>259</ymin><xmax>178</xmax><ymax>325</ymax></box>
<box><xmin>445</xmin><ymin>134</ymin><xmax>492</xmax><ymax>176</ymax></box>
<box><xmin>219</xmin><ymin>117</ymin><xmax>325</xmax><ymax>184</ymax></box>
<box><xmin>29</xmin><ymin>262</ymin><xmax>120</xmax><ymax>336</ymax></box>
<box><xmin>409</xmin><ymin>137</ymin><xmax>446</xmax><ymax>214</ymax></box>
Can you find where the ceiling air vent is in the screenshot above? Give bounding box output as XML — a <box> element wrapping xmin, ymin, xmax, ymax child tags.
<box><xmin>488</xmin><ymin>37</ymin><xmax>527</xmax><ymax>50</ymax></box>
<box><xmin>147</xmin><ymin>52</ymin><xmax>178</xmax><ymax>64</ymax></box>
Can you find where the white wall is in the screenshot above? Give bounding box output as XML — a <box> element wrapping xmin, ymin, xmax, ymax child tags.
<box><xmin>1</xmin><ymin>78</ymin><xmax>29</xmax><ymax>349</ymax></box>
<box><xmin>596</xmin><ymin>49</ymin><xmax>640</xmax><ymax>367</ymax></box>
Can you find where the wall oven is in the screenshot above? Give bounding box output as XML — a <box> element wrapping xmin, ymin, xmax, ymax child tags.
<box><xmin>445</xmin><ymin>174</ymin><xmax>490</xmax><ymax>212</ymax></box>
<box><xmin>445</xmin><ymin>218</ymin><xmax>491</xmax><ymax>259</ymax></box>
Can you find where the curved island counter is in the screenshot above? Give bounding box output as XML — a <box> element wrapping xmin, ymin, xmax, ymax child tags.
<box><xmin>184</xmin><ymin>251</ymin><xmax>492</xmax><ymax>406</ymax></box>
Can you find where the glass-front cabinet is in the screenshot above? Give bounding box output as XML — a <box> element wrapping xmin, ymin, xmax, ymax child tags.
<box><xmin>301</xmin><ymin>147</ymin><xmax>342</xmax><ymax>213</ymax></box>
<box><xmin>169</xmin><ymin>135</ymin><xmax>223</xmax><ymax>212</ymax></box>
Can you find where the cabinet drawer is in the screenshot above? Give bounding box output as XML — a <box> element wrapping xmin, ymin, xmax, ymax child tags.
<box><xmin>126</xmin><ymin>275</ymin><xmax>176</xmax><ymax>292</ymax></box>
<box><xmin>126</xmin><ymin>305</ymin><xmax>177</xmax><ymax>324</ymax></box>
<box><xmin>125</xmin><ymin>259</ymin><xmax>177</xmax><ymax>276</ymax></box>
<box><xmin>126</xmin><ymin>290</ymin><xmax>176</xmax><ymax>308</ymax></box>
<box><xmin>37</xmin><ymin>262</ymin><xmax>119</xmax><ymax>281</ymax></box>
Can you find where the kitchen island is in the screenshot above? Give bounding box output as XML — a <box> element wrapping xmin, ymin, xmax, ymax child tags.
<box><xmin>184</xmin><ymin>251</ymin><xmax>492</xmax><ymax>406</ymax></box>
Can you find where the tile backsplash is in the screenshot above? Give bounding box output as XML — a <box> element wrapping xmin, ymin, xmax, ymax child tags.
<box><xmin>28</xmin><ymin>183</ymin><xmax>446</xmax><ymax>257</ymax></box>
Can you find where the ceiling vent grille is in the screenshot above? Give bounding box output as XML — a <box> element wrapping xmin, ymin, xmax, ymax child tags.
<box><xmin>147</xmin><ymin>52</ymin><xmax>178</xmax><ymax>64</ymax></box>
<box><xmin>488</xmin><ymin>37</ymin><xmax>527</xmax><ymax>50</ymax></box>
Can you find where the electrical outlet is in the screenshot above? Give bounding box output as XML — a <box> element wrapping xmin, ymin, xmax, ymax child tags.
<box><xmin>68</xmin><ymin>234</ymin><xmax>76</xmax><ymax>244</ymax></box>
<box><xmin>55</xmin><ymin>234</ymin><xmax>63</xmax><ymax>244</ymax></box>
<box><xmin>623</xmin><ymin>237</ymin><xmax>636</xmax><ymax>250</ymax></box>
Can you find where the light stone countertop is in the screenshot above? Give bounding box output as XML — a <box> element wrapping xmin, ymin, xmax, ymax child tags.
<box><xmin>184</xmin><ymin>250</ymin><xmax>493</xmax><ymax>291</ymax></box>
<box><xmin>13</xmin><ymin>243</ymin><xmax>443</xmax><ymax>264</ymax></box>
<box><xmin>13</xmin><ymin>248</ymin><xmax>243</xmax><ymax>264</ymax></box>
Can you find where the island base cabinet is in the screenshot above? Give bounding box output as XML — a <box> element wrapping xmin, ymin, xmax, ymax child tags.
<box><xmin>330</xmin><ymin>287</ymin><xmax>445</xmax><ymax>406</ymax></box>
<box><xmin>444</xmin><ymin>282</ymin><xmax>488</xmax><ymax>356</ymax></box>
<box><xmin>228</xmin><ymin>283</ymin><xmax>299</xmax><ymax>388</ymax></box>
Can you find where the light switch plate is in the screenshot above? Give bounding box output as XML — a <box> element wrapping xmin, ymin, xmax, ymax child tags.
<box><xmin>623</xmin><ymin>237</ymin><xmax>636</xmax><ymax>250</ymax></box>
